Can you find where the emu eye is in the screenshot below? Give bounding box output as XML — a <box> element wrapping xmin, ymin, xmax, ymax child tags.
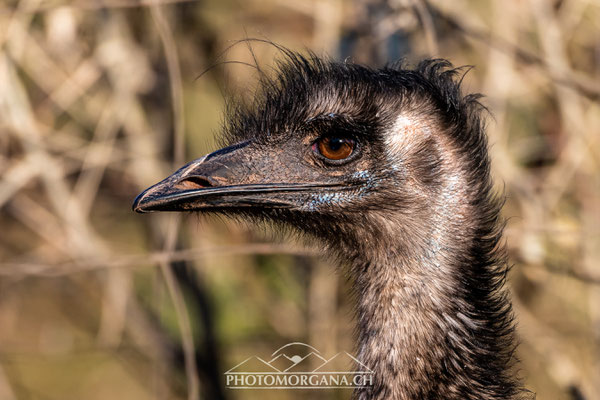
<box><xmin>314</xmin><ymin>137</ymin><xmax>355</xmax><ymax>161</ymax></box>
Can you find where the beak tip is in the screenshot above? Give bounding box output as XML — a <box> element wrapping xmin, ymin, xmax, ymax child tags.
<box><xmin>132</xmin><ymin>192</ymin><xmax>149</xmax><ymax>213</ymax></box>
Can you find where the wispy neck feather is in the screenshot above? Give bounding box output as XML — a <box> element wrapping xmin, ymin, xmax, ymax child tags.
<box><xmin>344</xmin><ymin>177</ymin><xmax>522</xmax><ymax>399</ymax></box>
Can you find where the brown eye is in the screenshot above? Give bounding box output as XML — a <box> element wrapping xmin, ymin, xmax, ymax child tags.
<box><xmin>315</xmin><ymin>137</ymin><xmax>355</xmax><ymax>161</ymax></box>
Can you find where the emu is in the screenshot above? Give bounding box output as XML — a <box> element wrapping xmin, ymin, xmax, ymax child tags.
<box><xmin>133</xmin><ymin>53</ymin><xmax>526</xmax><ymax>399</ymax></box>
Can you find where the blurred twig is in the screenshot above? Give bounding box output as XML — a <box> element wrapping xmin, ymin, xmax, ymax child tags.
<box><xmin>409</xmin><ymin>0</ymin><xmax>438</xmax><ymax>56</ymax></box>
<box><xmin>0</xmin><ymin>244</ymin><xmax>316</xmax><ymax>278</ymax></box>
<box><xmin>151</xmin><ymin>3</ymin><xmax>196</xmax><ymax>398</ymax></box>
<box><xmin>0</xmin><ymin>365</ymin><xmax>17</xmax><ymax>400</ymax></box>
<box><xmin>430</xmin><ymin>0</ymin><xmax>600</xmax><ymax>101</ymax></box>
<box><xmin>0</xmin><ymin>0</ymin><xmax>201</xmax><ymax>14</ymax></box>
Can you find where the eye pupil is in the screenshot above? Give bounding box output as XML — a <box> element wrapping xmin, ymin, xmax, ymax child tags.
<box><xmin>328</xmin><ymin>138</ymin><xmax>343</xmax><ymax>151</ymax></box>
<box><xmin>316</xmin><ymin>136</ymin><xmax>355</xmax><ymax>161</ymax></box>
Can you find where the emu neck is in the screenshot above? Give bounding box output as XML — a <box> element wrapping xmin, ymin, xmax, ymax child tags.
<box><xmin>347</xmin><ymin>201</ymin><xmax>518</xmax><ymax>399</ymax></box>
<box><xmin>353</xmin><ymin>252</ymin><xmax>467</xmax><ymax>399</ymax></box>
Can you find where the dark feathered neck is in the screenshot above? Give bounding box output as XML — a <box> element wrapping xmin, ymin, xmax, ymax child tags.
<box><xmin>351</xmin><ymin>253</ymin><xmax>519</xmax><ymax>400</ymax></box>
<box><xmin>340</xmin><ymin>172</ymin><xmax>523</xmax><ymax>400</ymax></box>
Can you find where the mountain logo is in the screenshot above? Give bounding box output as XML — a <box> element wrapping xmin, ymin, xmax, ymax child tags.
<box><xmin>225</xmin><ymin>342</ymin><xmax>374</xmax><ymax>389</ymax></box>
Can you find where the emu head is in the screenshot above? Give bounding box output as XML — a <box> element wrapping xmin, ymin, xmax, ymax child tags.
<box><xmin>133</xmin><ymin>54</ymin><xmax>487</xmax><ymax>256</ymax></box>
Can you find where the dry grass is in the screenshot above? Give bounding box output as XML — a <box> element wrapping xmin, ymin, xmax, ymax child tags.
<box><xmin>0</xmin><ymin>0</ymin><xmax>598</xmax><ymax>399</ymax></box>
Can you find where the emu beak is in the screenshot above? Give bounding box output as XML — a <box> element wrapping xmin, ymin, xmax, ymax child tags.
<box><xmin>132</xmin><ymin>141</ymin><xmax>347</xmax><ymax>213</ymax></box>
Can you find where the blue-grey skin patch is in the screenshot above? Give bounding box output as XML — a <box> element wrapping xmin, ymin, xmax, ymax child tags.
<box><xmin>301</xmin><ymin>170</ymin><xmax>377</xmax><ymax>211</ymax></box>
<box><xmin>352</xmin><ymin>170</ymin><xmax>379</xmax><ymax>198</ymax></box>
<box><xmin>352</xmin><ymin>170</ymin><xmax>371</xmax><ymax>180</ymax></box>
<box><xmin>304</xmin><ymin>191</ymin><xmax>351</xmax><ymax>211</ymax></box>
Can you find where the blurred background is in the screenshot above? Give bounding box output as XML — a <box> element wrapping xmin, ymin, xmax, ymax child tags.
<box><xmin>0</xmin><ymin>0</ymin><xmax>599</xmax><ymax>399</ymax></box>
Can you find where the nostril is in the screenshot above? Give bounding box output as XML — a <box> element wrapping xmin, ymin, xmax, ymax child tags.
<box><xmin>176</xmin><ymin>176</ymin><xmax>214</xmax><ymax>190</ymax></box>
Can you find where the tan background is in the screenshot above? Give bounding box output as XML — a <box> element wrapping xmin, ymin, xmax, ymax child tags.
<box><xmin>0</xmin><ymin>0</ymin><xmax>598</xmax><ymax>399</ymax></box>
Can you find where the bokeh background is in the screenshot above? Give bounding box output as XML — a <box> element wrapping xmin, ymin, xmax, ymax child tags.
<box><xmin>0</xmin><ymin>0</ymin><xmax>599</xmax><ymax>399</ymax></box>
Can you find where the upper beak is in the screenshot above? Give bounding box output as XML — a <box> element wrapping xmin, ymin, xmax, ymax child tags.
<box><xmin>132</xmin><ymin>141</ymin><xmax>350</xmax><ymax>213</ymax></box>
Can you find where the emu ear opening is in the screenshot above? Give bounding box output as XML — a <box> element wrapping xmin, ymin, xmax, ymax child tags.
<box><xmin>385</xmin><ymin>114</ymin><xmax>433</xmax><ymax>159</ymax></box>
